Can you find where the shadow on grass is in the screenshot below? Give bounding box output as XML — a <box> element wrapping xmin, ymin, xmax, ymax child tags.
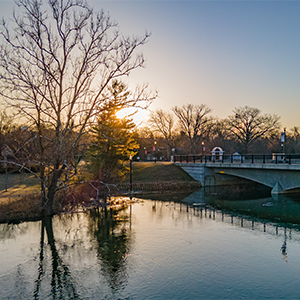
<box><xmin>0</xmin><ymin>173</ymin><xmax>40</xmax><ymax>191</ymax></box>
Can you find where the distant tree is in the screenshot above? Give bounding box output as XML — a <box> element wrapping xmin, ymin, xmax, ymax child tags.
<box><xmin>136</xmin><ymin>126</ymin><xmax>155</xmax><ymax>160</ymax></box>
<box><xmin>226</xmin><ymin>106</ymin><xmax>280</xmax><ymax>153</ymax></box>
<box><xmin>148</xmin><ymin>109</ymin><xmax>178</xmax><ymax>159</ymax></box>
<box><xmin>0</xmin><ymin>114</ymin><xmax>35</xmax><ymax>188</ymax></box>
<box><xmin>172</xmin><ymin>104</ymin><xmax>213</xmax><ymax>154</ymax></box>
<box><xmin>207</xmin><ymin>118</ymin><xmax>233</xmax><ymax>152</ymax></box>
<box><xmin>287</xmin><ymin>126</ymin><xmax>300</xmax><ymax>153</ymax></box>
<box><xmin>0</xmin><ymin>0</ymin><xmax>155</xmax><ymax>215</ymax></box>
<box><xmin>0</xmin><ymin>110</ymin><xmax>15</xmax><ymax>133</ymax></box>
<box><xmin>0</xmin><ymin>110</ymin><xmax>15</xmax><ymax>152</ymax></box>
<box><xmin>137</xmin><ymin>126</ymin><xmax>155</xmax><ymax>140</ymax></box>
<box><xmin>289</xmin><ymin>126</ymin><xmax>300</xmax><ymax>142</ymax></box>
<box><xmin>88</xmin><ymin>80</ymin><xmax>139</xmax><ymax>183</ymax></box>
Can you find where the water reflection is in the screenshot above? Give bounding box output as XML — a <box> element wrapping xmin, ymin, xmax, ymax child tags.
<box><xmin>2</xmin><ymin>189</ymin><xmax>300</xmax><ymax>299</ymax></box>
<box><xmin>34</xmin><ymin>216</ymin><xmax>80</xmax><ymax>299</ymax></box>
<box><xmin>142</xmin><ymin>187</ymin><xmax>300</xmax><ymax>226</ymax></box>
<box><xmin>192</xmin><ymin>204</ymin><xmax>295</xmax><ymax>261</ymax></box>
<box><xmin>139</xmin><ymin>187</ymin><xmax>300</xmax><ymax>266</ymax></box>
<box><xmin>0</xmin><ymin>206</ymin><xmax>133</xmax><ymax>299</ymax></box>
<box><xmin>281</xmin><ymin>227</ymin><xmax>288</xmax><ymax>262</ymax></box>
<box><xmin>87</xmin><ymin>207</ymin><xmax>133</xmax><ymax>294</ymax></box>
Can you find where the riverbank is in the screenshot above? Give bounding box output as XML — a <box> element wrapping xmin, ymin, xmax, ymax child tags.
<box><xmin>0</xmin><ymin>162</ymin><xmax>200</xmax><ymax>223</ymax></box>
<box><xmin>116</xmin><ymin>162</ymin><xmax>200</xmax><ymax>194</ymax></box>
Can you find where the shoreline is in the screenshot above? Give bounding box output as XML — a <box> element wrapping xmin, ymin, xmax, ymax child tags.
<box><xmin>114</xmin><ymin>181</ymin><xmax>201</xmax><ymax>194</ymax></box>
<box><xmin>0</xmin><ymin>180</ymin><xmax>201</xmax><ymax>224</ymax></box>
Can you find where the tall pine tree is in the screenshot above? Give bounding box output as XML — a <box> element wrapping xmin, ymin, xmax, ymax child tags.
<box><xmin>88</xmin><ymin>81</ymin><xmax>139</xmax><ymax>182</ymax></box>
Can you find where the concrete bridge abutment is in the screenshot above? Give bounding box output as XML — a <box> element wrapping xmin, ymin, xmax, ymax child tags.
<box><xmin>176</xmin><ymin>162</ymin><xmax>300</xmax><ymax>195</ymax></box>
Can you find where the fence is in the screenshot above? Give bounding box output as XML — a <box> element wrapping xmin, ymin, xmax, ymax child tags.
<box><xmin>173</xmin><ymin>154</ymin><xmax>300</xmax><ymax>165</ymax></box>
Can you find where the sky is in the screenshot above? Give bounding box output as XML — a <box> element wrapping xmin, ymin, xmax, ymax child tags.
<box><xmin>1</xmin><ymin>0</ymin><xmax>300</xmax><ymax>129</ymax></box>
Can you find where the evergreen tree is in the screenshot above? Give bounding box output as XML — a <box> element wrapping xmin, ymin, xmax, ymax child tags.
<box><xmin>88</xmin><ymin>81</ymin><xmax>139</xmax><ymax>182</ymax></box>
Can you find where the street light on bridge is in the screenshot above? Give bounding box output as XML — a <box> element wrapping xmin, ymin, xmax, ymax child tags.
<box><xmin>281</xmin><ymin>127</ymin><xmax>286</xmax><ymax>159</ymax></box>
<box><xmin>202</xmin><ymin>141</ymin><xmax>205</xmax><ymax>156</ymax></box>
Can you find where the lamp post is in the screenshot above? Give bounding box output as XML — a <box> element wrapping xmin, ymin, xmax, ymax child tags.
<box><xmin>129</xmin><ymin>154</ymin><xmax>133</xmax><ymax>193</ymax></box>
<box><xmin>171</xmin><ymin>148</ymin><xmax>175</xmax><ymax>162</ymax></box>
<box><xmin>281</xmin><ymin>127</ymin><xmax>286</xmax><ymax>160</ymax></box>
<box><xmin>153</xmin><ymin>141</ymin><xmax>157</xmax><ymax>162</ymax></box>
<box><xmin>202</xmin><ymin>141</ymin><xmax>205</xmax><ymax>156</ymax></box>
<box><xmin>284</xmin><ymin>127</ymin><xmax>286</xmax><ymax>155</ymax></box>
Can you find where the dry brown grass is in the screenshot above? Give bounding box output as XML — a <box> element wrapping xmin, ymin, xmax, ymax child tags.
<box><xmin>0</xmin><ymin>194</ymin><xmax>43</xmax><ymax>223</ymax></box>
<box><xmin>0</xmin><ymin>162</ymin><xmax>198</xmax><ymax>223</ymax></box>
<box><xmin>0</xmin><ymin>173</ymin><xmax>42</xmax><ymax>223</ymax></box>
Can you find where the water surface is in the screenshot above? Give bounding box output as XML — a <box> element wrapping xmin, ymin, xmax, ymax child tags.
<box><xmin>1</xmin><ymin>191</ymin><xmax>300</xmax><ymax>299</ymax></box>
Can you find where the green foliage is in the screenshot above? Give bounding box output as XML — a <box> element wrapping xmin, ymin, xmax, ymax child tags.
<box><xmin>88</xmin><ymin>81</ymin><xmax>139</xmax><ymax>182</ymax></box>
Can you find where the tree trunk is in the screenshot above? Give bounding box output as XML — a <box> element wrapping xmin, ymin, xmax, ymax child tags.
<box><xmin>44</xmin><ymin>168</ymin><xmax>64</xmax><ymax>216</ymax></box>
<box><xmin>44</xmin><ymin>185</ymin><xmax>56</xmax><ymax>216</ymax></box>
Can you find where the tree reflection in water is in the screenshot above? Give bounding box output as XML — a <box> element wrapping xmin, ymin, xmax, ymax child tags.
<box><xmin>3</xmin><ymin>194</ymin><xmax>300</xmax><ymax>299</ymax></box>
<box><xmin>88</xmin><ymin>207</ymin><xmax>133</xmax><ymax>294</ymax></box>
<box><xmin>34</xmin><ymin>216</ymin><xmax>80</xmax><ymax>299</ymax></box>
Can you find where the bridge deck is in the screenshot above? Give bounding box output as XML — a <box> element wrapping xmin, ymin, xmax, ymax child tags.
<box><xmin>176</xmin><ymin>162</ymin><xmax>300</xmax><ymax>171</ymax></box>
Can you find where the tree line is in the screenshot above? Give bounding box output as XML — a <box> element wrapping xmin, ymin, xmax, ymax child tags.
<box><xmin>142</xmin><ymin>104</ymin><xmax>300</xmax><ymax>159</ymax></box>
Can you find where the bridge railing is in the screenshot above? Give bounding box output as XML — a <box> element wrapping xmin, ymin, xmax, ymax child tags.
<box><xmin>173</xmin><ymin>154</ymin><xmax>300</xmax><ymax>165</ymax></box>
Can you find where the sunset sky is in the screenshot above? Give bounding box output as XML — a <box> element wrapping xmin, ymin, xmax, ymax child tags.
<box><xmin>1</xmin><ymin>0</ymin><xmax>300</xmax><ymax>130</ymax></box>
<box><xmin>91</xmin><ymin>0</ymin><xmax>300</xmax><ymax>130</ymax></box>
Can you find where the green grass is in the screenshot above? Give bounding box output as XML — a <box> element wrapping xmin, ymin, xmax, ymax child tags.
<box><xmin>124</xmin><ymin>162</ymin><xmax>195</xmax><ymax>183</ymax></box>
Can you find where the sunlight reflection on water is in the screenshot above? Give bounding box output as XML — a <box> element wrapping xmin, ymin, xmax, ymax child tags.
<box><xmin>1</xmin><ymin>191</ymin><xmax>300</xmax><ymax>299</ymax></box>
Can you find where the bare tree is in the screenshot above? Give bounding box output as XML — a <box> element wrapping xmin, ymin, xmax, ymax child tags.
<box><xmin>290</xmin><ymin>126</ymin><xmax>300</xmax><ymax>142</ymax></box>
<box><xmin>0</xmin><ymin>0</ymin><xmax>155</xmax><ymax>215</ymax></box>
<box><xmin>148</xmin><ymin>109</ymin><xmax>178</xmax><ymax>159</ymax></box>
<box><xmin>227</xmin><ymin>106</ymin><xmax>280</xmax><ymax>153</ymax></box>
<box><xmin>207</xmin><ymin>118</ymin><xmax>233</xmax><ymax>151</ymax></box>
<box><xmin>287</xmin><ymin>126</ymin><xmax>300</xmax><ymax>153</ymax></box>
<box><xmin>172</xmin><ymin>104</ymin><xmax>213</xmax><ymax>154</ymax></box>
<box><xmin>0</xmin><ymin>110</ymin><xmax>16</xmax><ymax>151</ymax></box>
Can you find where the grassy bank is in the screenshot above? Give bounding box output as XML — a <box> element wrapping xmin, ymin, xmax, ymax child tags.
<box><xmin>0</xmin><ymin>173</ymin><xmax>41</xmax><ymax>223</ymax></box>
<box><xmin>125</xmin><ymin>162</ymin><xmax>195</xmax><ymax>183</ymax></box>
<box><xmin>0</xmin><ymin>162</ymin><xmax>199</xmax><ymax>223</ymax></box>
<box><xmin>116</xmin><ymin>162</ymin><xmax>200</xmax><ymax>193</ymax></box>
